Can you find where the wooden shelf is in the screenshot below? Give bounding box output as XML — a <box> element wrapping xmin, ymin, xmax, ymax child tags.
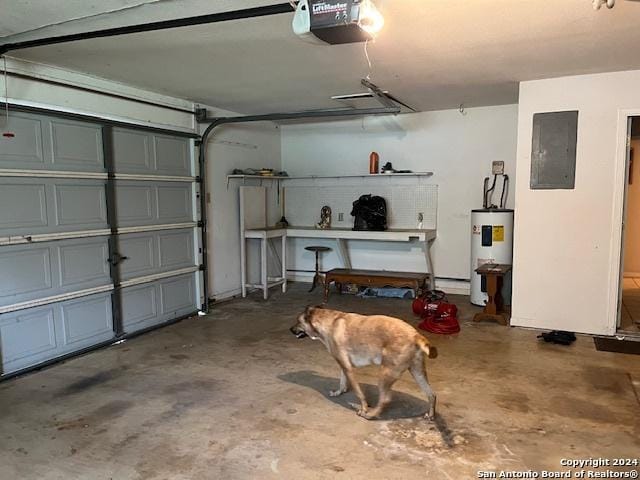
<box><xmin>226</xmin><ymin>172</ymin><xmax>434</xmax><ymax>187</ymax></box>
<box><xmin>286</xmin><ymin>172</ymin><xmax>434</xmax><ymax>180</ymax></box>
<box><xmin>227</xmin><ymin>174</ymin><xmax>289</xmax><ymax>180</ymax></box>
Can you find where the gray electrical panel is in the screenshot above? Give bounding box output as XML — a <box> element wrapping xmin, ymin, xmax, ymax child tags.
<box><xmin>530</xmin><ymin>110</ymin><xmax>578</xmax><ymax>190</ymax></box>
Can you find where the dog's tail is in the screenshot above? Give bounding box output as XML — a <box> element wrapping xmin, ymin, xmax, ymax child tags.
<box><xmin>416</xmin><ymin>335</ymin><xmax>438</xmax><ymax>359</ymax></box>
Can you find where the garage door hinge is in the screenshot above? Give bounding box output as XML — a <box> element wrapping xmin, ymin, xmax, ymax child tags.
<box><xmin>197</xmin><ymin>220</ymin><xmax>205</xmax><ymax>228</ymax></box>
<box><xmin>196</xmin><ymin>175</ymin><xmax>202</xmax><ymax>183</ymax></box>
<box><xmin>198</xmin><ymin>264</ymin><xmax>206</xmax><ymax>271</ymax></box>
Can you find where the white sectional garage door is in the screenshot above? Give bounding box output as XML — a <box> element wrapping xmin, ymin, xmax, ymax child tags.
<box><xmin>0</xmin><ymin>110</ymin><xmax>201</xmax><ymax>376</ymax></box>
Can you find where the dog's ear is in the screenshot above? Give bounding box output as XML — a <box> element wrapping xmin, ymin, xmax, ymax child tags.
<box><xmin>304</xmin><ymin>305</ymin><xmax>315</xmax><ymax>317</ymax></box>
<box><xmin>314</xmin><ymin>304</ymin><xmax>325</xmax><ymax>310</ymax></box>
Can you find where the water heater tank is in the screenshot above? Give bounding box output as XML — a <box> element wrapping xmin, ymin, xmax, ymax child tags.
<box><xmin>470</xmin><ymin>209</ymin><xmax>514</xmax><ymax>306</ymax></box>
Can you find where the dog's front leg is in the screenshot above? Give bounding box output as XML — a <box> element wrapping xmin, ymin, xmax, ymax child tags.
<box><xmin>343</xmin><ymin>369</ymin><xmax>369</xmax><ymax>417</ymax></box>
<box><xmin>329</xmin><ymin>368</ymin><xmax>349</xmax><ymax>397</ymax></box>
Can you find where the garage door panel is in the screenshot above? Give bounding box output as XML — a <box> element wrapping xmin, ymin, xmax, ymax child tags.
<box><xmin>112</xmin><ymin>129</ymin><xmax>152</xmax><ymax>173</ymax></box>
<box><xmin>121</xmin><ymin>283</ymin><xmax>157</xmax><ymax>332</ymax></box>
<box><xmin>54</xmin><ymin>183</ymin><xmax>107</xmax><ymax>228</ymax></box>
<box><xmin>157</xmin><ymin>184</ymin><xmax>192</xmax><ymax>223</ymax></box>
<box><xmin>0</xmin><ymin>114</ymin><xmax>45</xmax><ymax>167</ymax></box>
<box><xmin>115</xmin><ymin>183</ymin><xmax>155</xmax><ymax>225</ymax></box>
<box><xmin>121</xmin><ymin>274</ymin><xmax>196</xmax><ymax>334</ymax></box>
<box><xmin>158</xmin><ymin>230</ymin><xmax>195</xmax><ymax>270</ymax></box>
<box><xmin>119</xmin><ymin>234</ymin><xmax>156</xmax><ymax>278</ymax></box>
<box><xmin>0</xmin><ymin>293</ymin><xmax>114</xmax><ymax>374</ymax></box>
<box><xmin>57</xmin><ymin>239</ymin><xmax>110</xmax><ymax>288</ymax></box>
<box><xmin>0</xmin><ymin>239</ymin><xmax>111</xmax><ymax>308</ymax></box>
<box><xmin>154</xmin><ymin>135</ymin><xmax>190</xmax><ymax>176</ymax></box>
<box><xmin>118</xmin><ymin>229</ymin><xmax>195</xmax><ymax>281</ymax></box>
<box><xmin>0</xmin><ymin>306</ymin><xmax>57</xmax><ymax>368</ymax></box>
<box><xmin>112</xmin><ymin>128</ymin><xmax>191</xmax><ymax>177</ymax></box>
<box><xmin>160</xmin><ymin>274</ymin><xmax>195</xmax><ymax>314</ymax></box>
<box><xmin>0</xmin><ymin>182</ymin><xmax>48</xmax><ymax>231</ymax></box>
<box><xmin>0</xmin><ymin>247</ymin><xmax>52</xmax><ymax>300</ymax></box>
<box><xmin>0</xmin><ymin>179</ymin><xmax>108</xmax><ymax>236</ymax></box>
<box><xmin>59</xmin><ymin>293</ymin><xmax>113</xmax><ymax>349</ymax></box>
<box><xmin>115</xmin><ymin>182</ymin><xmax>192</xmax><ymax>227</ymax></box>
<box><xmin>49</xmin><ymin>119</ymin><xmax>104</xmax><ymax>171</ymax></box>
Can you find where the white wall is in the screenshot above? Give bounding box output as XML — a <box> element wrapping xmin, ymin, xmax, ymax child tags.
<box><xmin>512</xmin><ymin>70</ymin><xmax>640</xmax><ymax>336</ymax></box>
<box><xmin>202</xmin><ymin>117</ymin><xmax>282</xmax><ymax>300</ymax></box>
<box><xmin>280</xmin><ymin>105</ymin><xmax>519</xmax><ymax>288</ymax></box>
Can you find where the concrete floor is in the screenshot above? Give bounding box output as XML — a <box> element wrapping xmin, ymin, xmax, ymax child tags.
<box><xmin>1</xmin><ymin>283</ymin><xmax>640</xmax><ymax>480</ymax></box>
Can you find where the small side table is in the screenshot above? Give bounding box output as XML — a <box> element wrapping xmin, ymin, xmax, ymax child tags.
<box><xmin>473</xmin><ymin>263</ymin><xmax>512</xmax><ymax>325</ymax></box>
<box><xmin>305</xmin><ymin>246</ymin><xmax>331</xmax><ymax>293</ymax></box>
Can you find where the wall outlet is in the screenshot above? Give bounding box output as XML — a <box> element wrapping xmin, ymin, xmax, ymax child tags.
<box><xmin>492</xmin><ymin>161</ymin><xmax>505</xmax><ymax>175</ymax></box>
<box><xmin>338</xmin><ymin>212</ymin><xmax>344</xmax><ymax>221</ymax></box>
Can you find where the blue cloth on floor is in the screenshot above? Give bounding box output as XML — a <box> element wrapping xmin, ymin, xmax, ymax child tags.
<box><xmin>357</xmin><ymin>287</ymin><xmax>415</xmax><ymax>299</ymax></box>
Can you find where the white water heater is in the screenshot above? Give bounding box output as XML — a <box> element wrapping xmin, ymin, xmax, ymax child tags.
<box><xmin>470</xmin><ymin>209</ymin><xmax>514</xmax><ymax>306</ymax></box>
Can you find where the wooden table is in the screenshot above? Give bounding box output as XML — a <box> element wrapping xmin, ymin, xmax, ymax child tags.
<box><xmin>324</xmin><ymin>268</ymin><xmax>430</xmax><ymax>303</ymax></box>
<box><xmin>473</xmin><ymin>263</ymin><xmax>512</xmax><ymax>325</ymax></box>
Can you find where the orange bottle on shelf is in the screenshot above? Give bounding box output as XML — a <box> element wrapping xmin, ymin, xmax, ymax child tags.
<box><xmin>369</xmin><ymin>151</ymin><xmax>380</xmax><ymax>174</ymax></box>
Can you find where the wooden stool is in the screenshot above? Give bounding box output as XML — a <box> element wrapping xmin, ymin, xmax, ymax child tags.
<box><xmin>305</xmin><ymin>246</ymin><xmax>331</xmax><ymax>292</ymax></box>
<box><xmin>473</xmin><ymin>263</ymin><xmax>512</xmax><ymax>325</ymax></box>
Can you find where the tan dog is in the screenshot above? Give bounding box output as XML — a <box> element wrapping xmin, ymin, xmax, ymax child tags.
<box><xmin>290</xmin><ymin>306</ymin><xmax>438</xmax><ymax>420</ymax></box>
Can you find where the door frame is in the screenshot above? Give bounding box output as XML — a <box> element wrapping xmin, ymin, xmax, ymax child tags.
<box><xmin>610</xmin><ymin>109</ymin><xmax>640</xmax><ymax>335</ymax></box>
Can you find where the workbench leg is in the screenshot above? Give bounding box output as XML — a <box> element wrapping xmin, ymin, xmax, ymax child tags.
<box><xmin>336</xmin><ymin>239</ymin><xmax>352</xmax><ymax>269</ymax></box>
<box><xmin>281</xmin><ymin>234</ymin><xmax>287</xmax><ymax>293</ymax></box>
<box><xmin>261</xmin><ymin>238</ymin><xmax>268</xmax><ymax>300</ymax></box>
<box><xmin>423</xmin><ymin>239</ymin><xmax>435</xmax><ymax>290</ymax></box>
<box><xmin>240</xmin><ymin>234</ymin><xmax>247</xmax><ymax>298</ymax></box>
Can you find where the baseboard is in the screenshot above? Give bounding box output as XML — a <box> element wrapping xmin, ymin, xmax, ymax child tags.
<box><xmin>287</xmin><ymin>273</ymin><xmax>316</xmax><ymax>283</ymax></box>
<box><xmin>624</xmin><ymin>272</ymin><xmax>640</xmax><ymax>278</ymax></box>
<box><xmin>210</xmin><ymin>288</ymin><xmax>241</xmax><ymax>302</ymax></box>
<box><xmin>286</xmin><ymin>273</ymin><xmax>470</xmax><ymax>296</ymax></box>
<box><xmin>436</xmin><ymin>279</ymin><xmax>471</xmax><ymax>296</ymax></box>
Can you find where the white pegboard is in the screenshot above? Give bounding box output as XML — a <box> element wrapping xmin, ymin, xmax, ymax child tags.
<box><xmin>284</xmin><ymin>183</ymin><xmax>438</xmax><ymax>230</ymax></box>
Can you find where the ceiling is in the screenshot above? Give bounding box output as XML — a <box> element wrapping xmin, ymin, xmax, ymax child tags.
<box><xmin>1</xmin><ymin>0</ymin><xmax>640</xmax><ymax>114</ymax></box>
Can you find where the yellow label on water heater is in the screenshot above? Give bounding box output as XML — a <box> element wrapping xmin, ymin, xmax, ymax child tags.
<box><xmin>493</xmin><ymin>225</ymin><xmax>505</xmax><ymax>242</ymax></box>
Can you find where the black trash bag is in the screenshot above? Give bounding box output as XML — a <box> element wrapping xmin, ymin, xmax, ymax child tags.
<box><xmin>351</xmin><ymin>194</ymin><xmax>388</xmax><ymax>231</ymax></box>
